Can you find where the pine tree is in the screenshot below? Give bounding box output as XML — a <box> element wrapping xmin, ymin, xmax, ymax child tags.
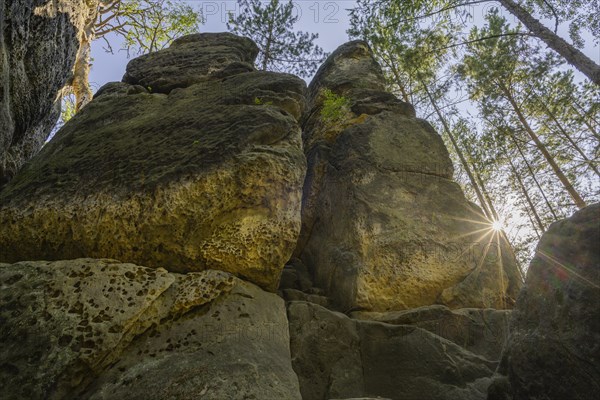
<box><xmin>348</xmin><ymin>0</ymin><xmax>458</xmax><ymax>108</ymax></box>
<box><xmin>357</xmin><ymin>0</ymin><xmax>600</xmax><ymax>84</ymax></box>
<box><xmin>70</xmin><ymin>0</ymin><xmax>203</xmax><ymax>112</ymax></box>
<box><xmin>227</xmin><ymin>0</ymin><xmax>326</xmax><ymax>78</ymax></box>
<box><xmin>458</xmin><ymin>10</ymin><xmax>587</xmax><ymax>209</ymax></box>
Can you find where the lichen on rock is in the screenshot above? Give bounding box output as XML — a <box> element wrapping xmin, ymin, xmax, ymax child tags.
<box><xmin>0</xmin><ymin>259</ymin><xmax>300</xmax><ymax>400</ymax></box>
<box><xmin>294</xmin><ymin>40</ymin><xmax>522</xmax><ymax>312</ymax></box>
<box><xmin>0</xmin><ymin>32</ymin><xmax>307</xmax><ymax>291</ymax></box>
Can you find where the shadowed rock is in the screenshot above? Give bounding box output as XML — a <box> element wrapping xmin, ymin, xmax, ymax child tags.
<box><xmin>0</xmin><ymin>0</ymin><xmax>96</xmax><ymax>185</ymax></box>
<box><xmin>288</xmin><ymin>301</ymin><xmax>496</xmax><ymax>400</ymax></box>
<box><xmin>489</xmin><ymin>203</ymin><xmax>600</xmax><ymax>400</ymax></box>
<box><xmin>0</xmin><ymin>259</ymin><xmax>301</xmax><ymax>399</ymax></box>
<box><xmin>352</xmin><ymin>305</ymin><xmax>511</xmax><ymax>361</ymax></box>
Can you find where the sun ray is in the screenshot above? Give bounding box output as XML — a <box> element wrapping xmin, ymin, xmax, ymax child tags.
<box><xmin>495</xmin><ymin>230</ymin><xmax>506</xmax><ymax>309</ymax></box>
<box><xmin>473</xmin><ymin>230</ymin><xmax>499</xmax><ymax>273</ymax></box>
<box><xmin>445</xmin><ymin>216</ymin><xmax>496</xmax><ymax>226</ymax></box>
<box><xmin>450</xmin><ymin>229</ymin><xmax>497</xmax><ymax>264</ymax></box>
<box><xmin>537</xmin><ymin>251</ymin><xmax>600</xmax><ymax>289</ymax></box>
<box><xmin>450</xmin><ymin>226</ymin><xmax>497</xmax><ymax>241</ymax></box>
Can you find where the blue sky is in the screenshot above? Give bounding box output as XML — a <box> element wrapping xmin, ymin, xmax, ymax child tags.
<box><xmin>89</xmin><ymin>1</ymin><xmax>359</xmax><ymax>90</ymax></box>
<box><xmin>89</xmin><ymin>0</ymin><xmax>599</xmax><ymax>92</ymax></box>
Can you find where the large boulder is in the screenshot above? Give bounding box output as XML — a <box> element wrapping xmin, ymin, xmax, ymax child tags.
<box><xmin>123</xmin><ymin>32</ymin><xmax>259</xmax><ymax>93</ymax></box>
<box><xmin>352</xmin><ymin>305</ymin><xmax>510</xmax><ymax>362</ymax></box>
<box><xmin>288</xmin><ymin>301</ymin><xmax>496</xmax><ymax>400</ymax></box>
<box><xmin>294</xmin><ymin>40</ymin><xmax>522</xmax><ymax>311</ymax></box>
<box><xmin>0</xmin><ymin>259</ymin><xmax>301</xmax><ymax>399</ymax></box>
<box><xmin>489</xmin><ymin>203</ymin><xmax>600</xmax><ymax>400</ymax></box>
<box><xmin>0</xmin><ymin>0</ymin><xmax>96</xmax><ymax>185</ymax></box>
<box><xmin>0</xmin><ymin>33</ymin><xmax>307</xmax><ymax>291</ymax></box>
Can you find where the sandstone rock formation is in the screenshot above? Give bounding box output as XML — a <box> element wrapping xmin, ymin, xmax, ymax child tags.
<box><xmin>123</xmin><ymin>32</ymin><xmax>259</xmax><ymax>93</ymax></box>
<box><xmin>489</xmin><ymin>203</ymin><xmax>600</xmax><ymax>400</ymax></box>
<box><xmin>294</xmin><ymin>40</ymin><xmax>522</xmax><ymax>312</ymax></box>
<box><xmin>0</xmin><ymin>33</ymin><xmax>306</xmax><ymax>291</ymax></box>
<box><xmin>0</xmin><ymin>259</ymin><xmax>301</xmax><ymax>399</ymax></box>
<box><xmin>288</xmin><ymin>301</ymin><xmax>496</xmax><ymax>400</ymax></box>
<box><xmin>352</xmin><ymin>305</ymin><xmax>510</xmax><ymax>361</ymax></box>
<box><xmin>0</xmin><ymin>0</ymin><xmax>96</xmax><ymax>185</ymax></box>
<box><xmin>0</xmin><ymin>34</ymin><xmax>544</xmax><ymax>400</ymax></box>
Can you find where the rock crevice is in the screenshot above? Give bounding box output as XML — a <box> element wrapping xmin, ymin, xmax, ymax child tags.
<box><xmin>0</xmin><ymin>0</ymin><xmax>98</xmax><ymax>185</ymax></box>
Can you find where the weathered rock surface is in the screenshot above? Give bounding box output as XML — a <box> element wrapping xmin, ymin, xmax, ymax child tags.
<box><xmin>0</xmin><ymin>259</ymin><xmax>301</xmax><ymax>399</ymax></box>
<box><xmin>0</xmin><ymin>33</ymin><xmax>560</xmax><ymax>400</ymax></box>
<box><xmin>0</xmin><ymin>0</ymin><xmax>96</xmax><ymax>185</ymax></box>
<box><xmin>288</xmin><ymin>301</ymin><xmax>496</xmax><ymax>400</ymax></box>
<box><xmin>0</xmin><ymin>33</ymin><xmax>306</xmax><ymax>291</ymax></box>
<box><xmin>352</xmin><ymin>305</ymin><xmax>510</xmax><ymax>361</ymax></box>
<box><xmin>295</xmin><ymin>40</ymin><xmax>522</xmax><ymax>311</ymax></box>
<box><xmin>330</xmin><ymin>398</ymin><xmax>391</xmax><ymax>400</ymax></box>
<box><xmin>489</xmin><ymin>203</ymin><xmax>600</xmax><ymax>400</ymax></box>
<box><xmin>123</xmin><ymin>32</ymin><xmax>259</xmax><ymax>93</ymax></box>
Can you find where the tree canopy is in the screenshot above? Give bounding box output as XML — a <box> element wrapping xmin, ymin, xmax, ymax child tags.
<box><xmin>349</xmin><ymin>1</ymin><xmax>599</xmax><ymax>267</ymax></box>
<box><xmin>227</xmin><ymin>0</ymin><xmax>327</xmax><ymax>78</ymax></box>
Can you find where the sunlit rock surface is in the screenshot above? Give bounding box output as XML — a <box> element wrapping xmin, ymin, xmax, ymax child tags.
<box><xmin>0</xmin><ymin>33</ymin><xmax>306</xmax><ymax>291</ymax></box>
<box><xmin>294</xmin><ymin>40</ymin><xmax>522</xmax><ymax>312</ymax></box>
<box><xmin>0</xmin><ymin>259</ymin><xmax>301</xmax><ymax>400</ymax></box>
<box><xmin>0</xmin><ymin>34</ymin><xmax>572</xmax><ymax>400</ymax></box>
<box><xmin>489</xmin><ymin>203</ymin><xmax>600</xmax><ymax>400</ymax></box>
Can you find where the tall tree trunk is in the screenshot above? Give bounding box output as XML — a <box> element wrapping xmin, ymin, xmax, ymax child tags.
<box><xmin>509</xmin><ymin>132</ymin><xmax>560</xmax><ymax>220</ymax></box>
<box><xmin>526</xmin><ymin>82</ymin><xmax>599</xmax><ymax>175</ymax></box>
<box><xmin>572</xmin><ymin>103</ymin><xmax>600</xmax><ymax>140</ymax></box>
<box><xmin>72</xmin><ymin>2</ymin><xmax>99</xmax><ymax>112</ymax></box>
<box><xmin>541</xmin><ymin>109</ymin><xmax>600</xmax><ymax>177</ymax></box>
<box><xmin>386</xmin><ymin>55</ymin><xmax>410</xmax><ymax>102</ymax></box>
<box><xmin>420</xmin><ymin>80</ymin><xmax>494</xmax><ymax>220</ymax></box>
<box><xmin>524</xmin><ymin>207</ymin><xmax>542</xmax><ymax>240</ymax></box>
<box><xmin>573</xmin><ymin>98</ymin><xmax>600</xmax><ymax>125</ymax></box>
<box><xmin>72</xmin><ymin>37</ymin><xmax>92</xmax><ymax>112</ymax></box>
<box><xmin>261</xmin><ymin>9</ymin><xmax>276</xmax><ymax>71</ymax></box>
<box><xmin>498</xmin><ymin>0</ymin><xmax>600</xmax><ymax>85</ymax></box>
<box><xmin>507</xmin><ymin>156</ymin><xmax>546</xmax><ymax>233</ymax></box>
<box><xmin>474</xmin><ymin>169</ymin><xmax>499</xmax><ymax>221</ymax></box>
<box><xmin>500</xmin><ymin>82</ymin><xmax>587</xmax><ymax>209</ymax></box>
<box><xmin>474</xmin><ymin>164</ymin><xmax>521</xmax><ymax>279</ymax></box>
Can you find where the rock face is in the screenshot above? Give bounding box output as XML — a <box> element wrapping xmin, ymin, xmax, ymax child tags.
<box><xmin>0</xmin><ymin>35</ymin><xmax>538</xmax><ymax>400</ymax></box>
<box><xmin>295</xmin><ymin>40</ymin><xmax>522</xmax><ymax>312</ymax></box>
<box><xmin>0</xmin><ymin>259</ymin><xmax>301</xmax><ymax>400</ymax></box>
<box><xmin>489</xmin><ymin>204</ymin><xmax>600</xmax><ymax>400</ymax></box>
<box><xmin>123</xmin><ymin>32</ymin><xmax>259</xmax><ymax>93</ymax></box>
<box><xmin>0</xmin><ymin>33</ymin><xmax>306</xmax><ymax>291</ymax></box>
<box><xmin>352</xmin><ymin>305</ymin><xmax>510</xmax><ymax>362</ymax></box>
<box><xmin>288</xmin><ymin>301</ymin><xmax>496</xmax><ymax>400</ymax></box>
<box><xmin>0</xmin><ymin>0</ymin><xmax>95</xmax><ymax>185</ymax></box>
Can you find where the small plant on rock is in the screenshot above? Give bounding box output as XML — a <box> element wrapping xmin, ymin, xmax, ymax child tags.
<box><xmin>320</xmin><ymin>89</ymin><xmax>350</xmax><ymax>127</ymax></box>
<box><xmin>253</xmin><ymin>97</ymin><xmax>273</xmax><ymax>106</ymax></box>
